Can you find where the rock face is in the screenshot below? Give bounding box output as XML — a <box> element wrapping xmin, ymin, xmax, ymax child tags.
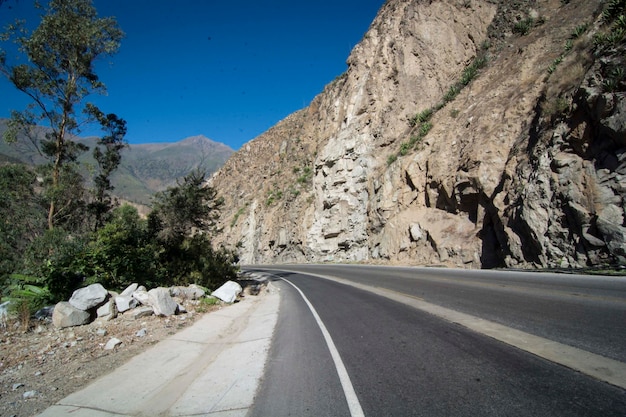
<box><xmin>210</xmin><ymin>0</ymin><xmax>626</xmax><ymax>269</ymax></box>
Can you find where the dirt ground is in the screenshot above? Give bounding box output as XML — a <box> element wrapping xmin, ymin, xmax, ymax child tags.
<box><xmin>0</xmin><ymin>300</ymin><xmax>223</xmax><ymax>417</ymax></box>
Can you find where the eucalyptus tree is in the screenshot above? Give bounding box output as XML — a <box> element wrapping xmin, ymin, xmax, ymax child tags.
<box><xmin>1</xmin><ymin>0</ymin><xmax>125</xmax><ymax>230</ymax></box>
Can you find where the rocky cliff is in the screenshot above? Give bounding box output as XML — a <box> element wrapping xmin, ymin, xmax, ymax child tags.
<box><xmin>210</xmin><ymin>0</ymin><xmax>626</xmax><ymax>269</ymax></box>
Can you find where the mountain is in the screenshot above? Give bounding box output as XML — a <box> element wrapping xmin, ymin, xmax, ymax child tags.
<box><xmin>209</xmin><ymin>0</ymin><xmax>626</xmax><ymax>269</ymax></box>
<box><xmin>111</xmin><ymin>135</ymin><xmax>233</xmax><ymax>204</ymax></box>
<box><xmin>0</xmin><ymin>120</ymin><xmax>234</xmax><ymax>205</ymax></box>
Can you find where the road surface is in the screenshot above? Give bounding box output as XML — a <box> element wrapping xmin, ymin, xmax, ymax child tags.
<box><xmin>246</xmin><ymin>265</ymin><xmax>626</xmax><ymax>417</ymax></box>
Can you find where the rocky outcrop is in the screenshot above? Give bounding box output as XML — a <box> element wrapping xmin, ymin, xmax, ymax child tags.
<box><xmin>210</xmin><ymin>0</ymin><xmax>625</xmax><ymax>269</ymax></box>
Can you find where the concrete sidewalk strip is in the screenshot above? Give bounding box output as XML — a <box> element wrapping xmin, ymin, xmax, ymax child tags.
<box><xmin>37</xmin><ymin>286</ymin><xmax>280</xmax><ymax>417</ymax></box>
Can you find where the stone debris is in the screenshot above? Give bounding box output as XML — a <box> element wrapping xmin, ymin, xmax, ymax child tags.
<box><xmin>136</xmin><ymin>328</ymin><xmax>147</xmax><ymax>337</ymax></box>
<box><xmin>49</xmin><ymin>282</ymin><xmax>233</xmax><ymax>328</ymax></box>
<box><xmin>23</xmin><ymin>390</ymin><xmax>37</xmax><ymax>399</ymax></box>
<box><xmin>212</xmin><ymin>281</ymin><xmax>243</xmax><ymax>303</ymax></box>
<box><xmin>103</xmin><ymin>338</ymin><xmax>122</xmax><ymax>350</ymax></box>
<box><xmin>44</xmin><ymin>279</ymin><xmax>266</xmax><ymax>330</ymax></box>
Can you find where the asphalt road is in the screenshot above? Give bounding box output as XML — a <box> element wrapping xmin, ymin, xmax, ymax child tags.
<box><xmin>246</xmin><ymin>266</ymin><xmax>626</xmax><ymax>417</ymax></box>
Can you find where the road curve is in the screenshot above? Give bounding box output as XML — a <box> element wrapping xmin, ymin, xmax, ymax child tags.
<box><xmin>246</xmin><ymin>266</ymin><xmax>626</xmax><ymax>417</ymax></box>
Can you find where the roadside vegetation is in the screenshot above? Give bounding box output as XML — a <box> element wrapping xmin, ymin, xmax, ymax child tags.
<box><xmin>0</xmin><ymin>0</ymin><xmax>237</xmax><ymax>326</ymax></box>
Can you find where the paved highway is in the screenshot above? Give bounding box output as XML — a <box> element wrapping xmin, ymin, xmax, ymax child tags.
<box><xmin>246</xmin><ymin>265</ymin><xmax>626</xmax><ymax>417</ymax></box>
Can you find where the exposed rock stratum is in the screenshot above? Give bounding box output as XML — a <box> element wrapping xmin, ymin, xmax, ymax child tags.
<box><xmin>210</xmin><ymin>0</ymin><xmax>626</xmax><ymax>269</ymax></box>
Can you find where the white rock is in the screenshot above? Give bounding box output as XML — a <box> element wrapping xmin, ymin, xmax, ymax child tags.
<box><xmin>23</xmin><ymin>390</ymin><xmax>37</xmax><ymax>399</ymax></box>
<box><xmin>136</xmin><ymin>328</ymin><xmax>147</xmax><ymax>337</ymax></box>
<box><xmin>52</xmin><ymin>302</ymin><xmax>91</xmax><ymax>328</ymax></box>
<box><xmin>130</xmin><ymin>306</ymin><xmax>154</xmax><ymax>320</ymax></box>
<box><xmin>169</xmin><ymin>285</ymin><xmax>205</xmax><ymax>300</ymax></box>
<box><xmin>104</xmin><ymin>337</ymin><xmax>122</xmax><ymax>350</ymax></box>
<box><xmin>96</xmin><ymin>299</ymin><xmax>117</xmax><ymax>321</ymax></box>
<box><xmin>148</xmin><ymin>288</ymin><xmax>178</xmax><ymax>316</ymax></box>
<box><xmin>211</xmin><ymin>281</ymin><xmax>243</xmax><ymax>303</ymax></box>
<box><xmin>409</xmin><ymin>223</ymin><xmax>423</xmax><ymax>242</ymax></box>
<box><xmin>115</xmin><ymin>295</ymin><xmax>138</xmax><ymax>313</ymax></box>
<box><xmin>132</xmin><ymin>289</ymin><xmax>150</xmax><ymax>305</ymax></box>
<box><xmin>120</xmin><ymin>283</ymin><xmax>139</xmax><ymax>297</ymax></box>
<box><xmin>69</xmin><ymin>284</ymin><xmax>108</xmax><ymax>311</ymax></box>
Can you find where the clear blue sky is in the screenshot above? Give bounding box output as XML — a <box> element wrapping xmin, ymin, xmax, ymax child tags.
<box><xmin>0</xmin><ymin>0</ymin><xmax>384</xmax><ymax>149</ymax></box>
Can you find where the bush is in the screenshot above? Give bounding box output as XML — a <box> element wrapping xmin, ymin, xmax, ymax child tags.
<box><xmin>82</xmin><ymin>205</ymin><xmax>157</xmax><ymax>290</ymax></box>
<box><xmin>21</xmin><ymin>228</ymin><xmax>88</xmax><ymax>301</ymax></box>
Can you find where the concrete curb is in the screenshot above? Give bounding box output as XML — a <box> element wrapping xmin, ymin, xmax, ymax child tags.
<box><xmin>36</xmin><ymin>285</ymin><xmax>280</xmax><ymax>417</ymax></box>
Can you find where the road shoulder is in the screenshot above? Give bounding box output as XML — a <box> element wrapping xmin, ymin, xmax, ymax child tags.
<box><xmin>36</xmin><ymin>284</ymin><xmax>280</xmax><ymax>417</ymax></box>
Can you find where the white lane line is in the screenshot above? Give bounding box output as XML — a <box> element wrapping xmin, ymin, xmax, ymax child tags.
<box><xmin>281</xmin><ymin>277</ymin><xmax>366</xmax><ymax>417</ymax></box>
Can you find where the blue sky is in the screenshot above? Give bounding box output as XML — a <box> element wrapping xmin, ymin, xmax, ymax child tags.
<box><xmin>0</xmin><ymin>0</ymin><xmax>384</xmax><ymax>149</ymax></box>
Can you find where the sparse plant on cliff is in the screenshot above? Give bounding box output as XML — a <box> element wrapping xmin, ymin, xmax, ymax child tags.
<box><xmin>296</xmin><ymin>165</ymin><xmax>313</xmax><ymax>184</ymax></box>
<box><xmin>443</xmin><ymin>84</ymin><xmax>461</xmax><ymax>103</ymax></box>
<box><xmin>594</xmin><ymin>0</ymin><xmax>626</xmax><ymax>49</ymax></box>
<box><xmin>230</xmin><ymin>205</ymin><xmax>248</xmax><ymax>228</ymax></box>
<box><xmin>571</xmin><ymin>23</ymin><xmax>589</xmax><ymax>39</ymax></box>
<box><xmin>602</xmin><ymin>65</ymin><xmax>626</xmax><ymax>92</ymax></box>
<box><xmin>513</xmin><ymin>17</ymin><xmax>534</xmax><ymax>35</ymax></box>
<box><xmin>266</xmin><ymin>186</ymin><xmax>283</xmax><ymax>206</ymax></box>
<box><xmin>410</xmin><ymin>108</ymin><xmax>433</xmax><ymax>127</ymax></box>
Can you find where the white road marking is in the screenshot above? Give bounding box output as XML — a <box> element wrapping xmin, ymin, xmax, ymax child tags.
<box><xmin>281</xmin><ymin>277</ymin><xmax>366</xmax><ymax>417</ymax></box>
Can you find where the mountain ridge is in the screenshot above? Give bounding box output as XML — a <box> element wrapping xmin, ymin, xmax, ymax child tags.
<box><xmin>0</xmin><ymin>119</ymin><xmax>234</xmax><ymax>205</ymax></box>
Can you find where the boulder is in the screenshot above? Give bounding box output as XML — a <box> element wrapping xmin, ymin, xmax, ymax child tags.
<box><xmin>130</xmin><ymin>306</ymin><xmax>154</xmax><ymax>320</ymax></box>
<box><xmin>52</xmin><ymin>302</ymin><xmax>91</xmax><ymax>328</ymax></box>
<box><xmin>212</xmin><ymin>281</ymin><xmax>242</xmax><ymax>303</ymax></box>
<box><xmin>132</xmin><ymin>289</ymin><xmax>150</xmax><ymax>305</ymax></box>
<box><xmin>69</xmin><ymin>283</ymin><xmax>108</xmax><ymax>311</ymax></box>
<box><xmin>120</xmin><ymin>283</ymin><xmax>139</xmax><ymax>297</ymax></box>
<box><xmin>96</xmin><ymin>299</ymin><xmax>117</xmax><ymax>321</ymax></box>
<box><xmin>169</xmin><ymin>284</ymin><xmax>206</xmax><ymax>300</ymax></box>
<box><xmin>115</xmin><ymin>295</ymin><xmax>138</xmax><ymax>313</ymax></box>
<box><xmin>147</xmin><ymin>288</ymin><xmax>178</xmax><ymax>316</ymax></box>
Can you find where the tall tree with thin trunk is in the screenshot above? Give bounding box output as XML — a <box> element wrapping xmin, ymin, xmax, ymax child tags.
<box><xmin>1</xmin><ymin>0</ymin><xmax>124</xmax><ymax>230</ymax></box>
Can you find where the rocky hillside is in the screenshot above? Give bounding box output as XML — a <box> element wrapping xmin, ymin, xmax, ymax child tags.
<box><xmin>210</xmin><ymin>0</ymin><xmax>626</xmax><ymax>269</ymax></box>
